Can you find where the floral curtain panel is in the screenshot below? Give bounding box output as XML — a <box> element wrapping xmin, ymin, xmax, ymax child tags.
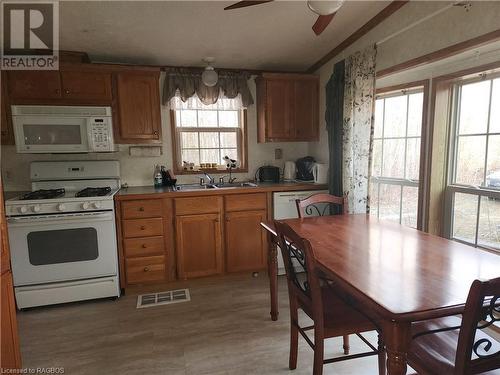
<box><xmin>342</xmin><ymin>46</ymin><xmax>377</xmax><ymax>214</ymax></box>
<box><xmin>163</xmin><ymin>68</ymin><xmax>254</xmax><ymax>107</ymax></box>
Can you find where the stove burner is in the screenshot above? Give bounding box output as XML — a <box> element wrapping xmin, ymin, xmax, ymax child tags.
<box><xmin>21</xmin><ymin>188</ymin><xmax>66</xmax><ymax>200</ymax></box>
<box><xmin>75</xmin><ymin>187</ymin><xmax>112</xmax><ymax>198</ymax></box>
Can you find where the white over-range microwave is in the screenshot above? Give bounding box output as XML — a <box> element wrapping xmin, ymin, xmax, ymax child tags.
<box><xmin>11</xmin><ymin>105</ymin><xmax>116</xmax><ymax>153</ymax></box>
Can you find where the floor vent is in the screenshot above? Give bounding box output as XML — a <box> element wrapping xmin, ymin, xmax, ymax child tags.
<box><xmin>136</xmin><ymin>289</ymin><xmax>190</xmax><ymax>309</ymax></box>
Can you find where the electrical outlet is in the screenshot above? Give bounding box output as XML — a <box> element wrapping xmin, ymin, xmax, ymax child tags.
<box><xmin>274</xmin><ymin>148</ymin><xmax>283</xmax><ymax>160</ymax></box>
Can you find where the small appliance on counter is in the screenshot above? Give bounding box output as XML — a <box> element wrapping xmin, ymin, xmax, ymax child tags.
<box><xmin>256</xmin><ymin>166</ymin><xmax>280</xmax><ymax>183</ymax></box>
<box><xmin>312</xmin><ymin>163</ymin><xmax>328</xmax><ymax>184</ymax></box>
<box><xmin>283</xmin><ymin>161</ymin><xmax>296</xmax><ymax>181</ymax></box>
<box><xmin>295</xmin><ymin>156</ymin><xmax>316</xmax><ymax>181</ymax></box>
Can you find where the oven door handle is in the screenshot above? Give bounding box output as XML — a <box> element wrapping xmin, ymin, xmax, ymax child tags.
<box><xmin>7</xmin><ymin>211</ymin><xmax>114</xmax><ymax>226</ymax></box>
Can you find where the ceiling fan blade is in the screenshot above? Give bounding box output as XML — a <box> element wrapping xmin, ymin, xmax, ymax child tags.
<box><xmin>224</xmin><ymin>1</ymin><xmax>273</xmax><ymax>10</ymax></box>
<box><xmin>312</xmin><ymin>12</ymin><xmax>336</xmax><ymax>35</ymax></box>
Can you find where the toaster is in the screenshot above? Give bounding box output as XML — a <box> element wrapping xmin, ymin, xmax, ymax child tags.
<box><xmin>256</xmin><ymin>166</ymin><xmax>280</xmax><ymax>183</ymax></box>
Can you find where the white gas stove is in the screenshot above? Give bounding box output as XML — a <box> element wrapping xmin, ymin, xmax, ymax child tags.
<box><xmin>5</xmin><ymin>160</ymin><xmax>121</xmax><ymax>309</ymax></box>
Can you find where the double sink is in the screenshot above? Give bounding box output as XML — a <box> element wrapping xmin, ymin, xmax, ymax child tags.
<box><xmin>175</xmin><ymin>181</ymin><xmax>259</xmax><ymax>191</ymax></box>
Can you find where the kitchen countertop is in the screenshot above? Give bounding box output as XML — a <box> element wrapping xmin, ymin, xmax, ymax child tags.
<box><xmin>114</xmin><ymin>181</ymin><xmax>328</xmax><ymax>200</ymax></box>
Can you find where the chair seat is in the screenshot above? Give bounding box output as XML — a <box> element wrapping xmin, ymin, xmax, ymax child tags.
<box><xmin>300</xmin><ymin>286</ymin><xmax>376</xmax><ymax>337</ymax></box>
<box><xmin>409</xmin><ymin>316</ymin><xmax>500</xmax><ymax>375</ymax></box>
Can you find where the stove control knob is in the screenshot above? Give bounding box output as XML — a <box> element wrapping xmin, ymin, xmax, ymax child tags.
<box><xmin>82</xmin><ymin>202</ymin><xmax>90</xmax><ymax>210</ymax></box>
<box><xmin>32</xmin><ymin>205</ymin><xmax>41</xmax><ymax>213</ymax></box>
<box><xmin>18</xmin><ymin>206</ymin><xmax>28</xmax><ymax>214</ymax></box>
<box><xmin>57</xmin><ymin>203</ymin><xmax>66</xmax><ymax>212</ymax></box>
<box><xmin>92</xmin><ymin>202</ymin><xmax>101</xmax><ymax>209</ymax></box>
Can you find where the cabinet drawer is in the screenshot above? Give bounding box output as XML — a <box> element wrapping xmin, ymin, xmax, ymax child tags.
<box><xmin>122</xmin><ymin>200</ymin><xmax>163</xmax><ymax>219</ymax></box>
<box><xmin>126</xmin><ymin>256</ymin><xmax>165</xmax><ymax>284</ymax></box>
<box><xmin>225</xmin><ymin>193</ymin><xmax>267</xmax><ymax>212</ymax></box>
<box><xmin>124</xmin><ymin>236</ymin><xmax>164</xmax><ymax>258</ymax></box>
<box><xmin>123</xmin><ymin>218</ymin><xmax>163</xmax><ymax>238</ymax></box>
<box><xmin>175</xmin><ymin>196</ymin><xmax>222</xmax><ymax>215</ymax></box>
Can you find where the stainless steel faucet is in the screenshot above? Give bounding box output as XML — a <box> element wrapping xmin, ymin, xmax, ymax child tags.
<box><xmin>203</xmin><ymin>172</ymin><xmax>215</xmax><ymax>185</ymax></box>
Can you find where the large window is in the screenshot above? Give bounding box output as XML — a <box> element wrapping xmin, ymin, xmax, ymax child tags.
<box><xmin>170</xmin><ymin>95</ymin><xmax>247</xmax><ymax>173</ymax></box>
<box><xmin>446</xmin><ymin>75</ymin><xmax>500</xmax><ymax>251</ymax></box>
<box><xmin>370</xmin><ymin>87</ymin><xmax>425</xmax><ymax>228</ymax></box>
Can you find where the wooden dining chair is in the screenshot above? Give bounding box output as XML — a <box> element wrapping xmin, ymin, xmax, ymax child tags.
<box><xmin>295</xmin><ymin>193</ymin><xmax>347</xmax><ymax>218</ymax></box>
<box><xmin>408</xmin><ymin>277</ymin><xmax>500</xmax><ymax>375</ymax></box>
<box><xmin>274</xmin><ymin>220</ymin><xmax>385</xmax><ymax>375</ymax></box>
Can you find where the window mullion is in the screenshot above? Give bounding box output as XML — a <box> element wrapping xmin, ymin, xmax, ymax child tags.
<box><xmin>474</xmin><ymin>195</ymin><xmax>481</xmax><ymax>247</ymax></box>
<box><xmin>482</xmin><ymin>80</ymin><xmax>493</xmax><ymax>186</ymax></box>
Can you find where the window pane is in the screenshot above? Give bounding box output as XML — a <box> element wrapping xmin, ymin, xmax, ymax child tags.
<box><xmin>369</xmin><ymin>181</ymin><xmax>379</xmax><ymax>218</ymax></box>
<box><xmin>458</xmin><ymin>80</ymin><xmax>490</xmax><ymax>135</ymax></box>
<box><xmin>199</xmin><ymin>132</ymin><xmax>219</xmax><ymax>148</ymax></box>
<box><xmin>384</xmin><ymin>95</ymin><xmax>407</xmax><ymax>138</ymax></box>
<box><xmin>378</xmin><ymin>184</ymin><xmax>401</xmax><ymax>223</ymax></box>
<box><xmin>180</xmin><ymin>110</ymin><xmax>197</xmax><ymax>127</ymax></box>
<box><xmin>220</xmin><ymin>148</ymin><xmax>238</xmax><ymax>164</ymax></box>
<box><xmin>371</xmin><ymin>139</ymin><xmax>382</xmax><ymax>177</ymax></box>
<box><xmin>220</xmin><ymin>132</ymin><xmax>237</xmax><ymax>148</ymax></box>
<box><xmin>477</xmin><ymin>196</ymin><xmax>500</xmax><ymax>249</ymax></box>
<box><xmin>382</xmin><ymin>139</ymin><xmax>405</xmax><ymax>178</ymax></box>
<box><xmin>452</xmin><ymin>192</ymin><xmax>478</xmax><ymax>244</ymax></box>
<box><xmin>374</xmin><ymin>99</ymin><xmax>384</xmax><ymax>138</ymax></box>
<box><xmin>455</xmin><ymin>135</ymin><xmax>486</xmax><ymax>186</ymax></box>
<box><xmin>181</xmin><ymin>149</ymin><xmax>200</xmax><ymax>166</ymax></box>
<box><xmin>407</xmin><ymin>92</ymin><xmax>423</xmax><ymax>137</ymax></box>
<box><xmin>402</xmin><ymin>186</ymin><xmax>418</xmax><ymax>228</ymax></box>
<box><xmin>181</xmin><ymin>132</ymin><xmax>198</xmax><ymax>149</ymax></box>
<box><xmin>198</xmin><ymin>111</ymin><xmax>217</xmax><ymax>127</ymax></box>
<box><xmin>200</xmin><ymin>149</ymin><xmax>220</xmax><ymax>164</ymax></box>
<box><xmin>486</xmin><ymin>135</ymin><xmax>500</xmax><ymax>189</ymax></box>
<box><xmin>219</xmin><ymin>111</ymin><xmax>239</xmax><ymax>128</ymax></box>
<box><xmin>405</xmin><ymin>138</ymin><xmax>421</xmax><ymax>180</ymax></box>
<box><xmin>490</xmin><ymin>78</ymin><xmax>500</xmax><ymax>133</ymax></box>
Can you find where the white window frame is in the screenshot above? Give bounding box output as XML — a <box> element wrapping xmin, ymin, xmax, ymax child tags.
<box><xmin>444</xmin><ymin>74</ymin><xmax>500</xmax><ymax>251</ymax></box>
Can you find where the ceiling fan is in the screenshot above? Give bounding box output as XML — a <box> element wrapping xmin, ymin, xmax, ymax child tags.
<box><xmin>224</xmin><ymin>0</ymin><xmax>345</xmax><ymax>35</ymax></box>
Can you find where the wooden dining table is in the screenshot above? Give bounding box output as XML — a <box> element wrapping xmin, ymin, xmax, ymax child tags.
<box><xmin>261</xmin><ymin>214</ymin><xmax>500</xmax><ymax>375</ymax></box>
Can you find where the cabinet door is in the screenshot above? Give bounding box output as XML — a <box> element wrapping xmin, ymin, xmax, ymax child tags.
<box><xmin>265</xmin><ymin>79</ymin><xmax>293</xmax><ymax>140</ymax></box>
<box><xmin>7</xmin><ymin>71</ymin><xmax>61</xmax><ymax>100</ymax></box>
<box><xmin>225</xmin><ymin>210</ymin><xmax>267</xmax><ymax>272</ymax></box>
<box><xmin>60</xmin><ymin>71</ymin><xmax>112</xmax><ymax>102</ymax></box>
<box><xmin>176</xmin><ymin>214</ymin><xmax>222</xmax><ymax>279</ymax></box>
<box><xmin>115</xmin><ymin>72</ymin><xmax>162</xmax><ymax>143</ymax></box>
<box><xmin>292</xmin><ymin>79</ymin><xmax>319</xmax><ymax>141</ymax></box>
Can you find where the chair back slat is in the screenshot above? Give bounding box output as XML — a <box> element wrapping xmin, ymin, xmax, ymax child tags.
<box><xmin>296</xmin><ymin>193</ymin><xmax>347</xmax><ymax>218</ymax></box>
<box><xmin>455</xmin><ymin>277</ymin><xmax>500</xmax><ymax>374</ymax></box>
<box><xmin>274</xmin><ymin>221</ymin><xmax>324</xmax><ymax>321</ymax></box>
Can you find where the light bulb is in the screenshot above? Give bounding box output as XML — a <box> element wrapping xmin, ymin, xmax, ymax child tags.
<box><xmin>307</xmin><ymin>0</ymin><xmax>344</xmax><ymax>16</ymax></box>
<box><xmin>202</xmin><ymin>66</ymin><xmax>218</xmax><ymax>87</ymax></box>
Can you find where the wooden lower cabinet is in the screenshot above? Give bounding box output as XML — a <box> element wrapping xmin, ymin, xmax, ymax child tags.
<box><xmin>176</xmin><ymin>214</ymin><xmax>223</xmax><ymax>279</ymax></box>
<box><xmin>225</xmin><ymin>210</ymin><xmax>267</xmax><ymax>272</ymax></box>
<box><xmin>1</xmin><ymin>271</ymin><xmax>22</xmax><ymax>370</ymax></box>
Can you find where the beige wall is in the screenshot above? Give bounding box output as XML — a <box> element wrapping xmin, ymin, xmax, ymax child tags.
<box><xmin>309</xmin><ymin>1</ymin><xmax>500</xmax><ymax>163</ymax></box>
<box><xmin>1</xmin><ymin>74</ymin><xmax>310</xmax><ymax>191</ymax></box>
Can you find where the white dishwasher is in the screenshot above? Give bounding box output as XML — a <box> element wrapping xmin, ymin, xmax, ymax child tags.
<box><xmin>273</xmin><ymin>190</ymin><xmax>328</xmax><ymax>275</ymax></box>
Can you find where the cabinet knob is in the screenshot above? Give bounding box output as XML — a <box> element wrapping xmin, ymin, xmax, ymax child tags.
<box><xmin>140</xmin><ymin>225</ymin><xmax>146</xmax><ymax>230</ymax></box>
<box><xmin>65</xmin><ymin>89</ymin><xmax>70</xmax><ymax>94</ymax></box>
<box><xmin>139</xmin><ymin>207</ymin><xmax>145</xmax><ymax>211</ymax></box>
<box><xmin>143</xmin><ymin>267</ymin><xmax>150</xmax><ymax>272</ymax></box>
<box><xmin>142</xmin><ymin>244</ymin><xmax>147</xmax><ymax>248</ymax></box>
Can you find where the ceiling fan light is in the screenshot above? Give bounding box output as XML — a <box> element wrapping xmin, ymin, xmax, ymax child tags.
<box><xmin>307</xmin><ymin>0</ymin><xmax>344</xmax><ymax>16</ymax></box>
<box><xmin>202</xmin><ymin>66</ymin><xmax>218</xmax><ymax>87</ymax></box>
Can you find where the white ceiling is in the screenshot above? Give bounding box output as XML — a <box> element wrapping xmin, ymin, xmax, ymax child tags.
<box><xmin>60</xmin><ymin>1</ymin><xmax>391</xmax><ymax>71</ymax></box>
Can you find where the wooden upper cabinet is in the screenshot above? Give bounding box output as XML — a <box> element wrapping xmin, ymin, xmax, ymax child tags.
<box><xmin>114</xmin><ymin>72</ymin><xmax>162</xmax><ymax>144</ymax></box>
<box><xmin>1</xmin><ymin>73</ymin><xmax>14</xmax><ymax>145</ymax></box>
<box><xmin>257</xmin><ymin>73</ymin><xmax>319</xmax><ymax>142</ymax></box>
<box><xmin>7</xmin><ymin>71</ymin><xmax>62</xmax><ymax>100</ymax></box>
<box><xmin>60</xmin><ymin>71</ymin><xmax>112</xmax><ymax>101</ymax></box>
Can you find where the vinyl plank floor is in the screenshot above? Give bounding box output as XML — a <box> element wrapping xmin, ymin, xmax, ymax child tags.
<box><xmin>17</xmin><ymin>274</ymin><xmax>396</xmax><ymax>374</ymax></box>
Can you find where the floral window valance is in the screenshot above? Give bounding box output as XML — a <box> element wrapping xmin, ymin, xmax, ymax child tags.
<box><xmin>163</xmin><ymin>68</ymin><xmax>254</xmax><ymax>108</ymax></box>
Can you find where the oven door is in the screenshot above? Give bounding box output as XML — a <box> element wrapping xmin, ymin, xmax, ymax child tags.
<box><xmin>13</xmin><ymin>115</ymin><xmax>90</xmax><ymax>153</ymax></box>
<box><xmin>7</xmin><ymin>211</ymin><xmax>118</xmax><ymax>286</ymax></box>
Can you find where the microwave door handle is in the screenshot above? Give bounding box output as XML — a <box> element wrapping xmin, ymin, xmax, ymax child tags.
<box><xmin>86</xmin><ymin>118</ymin><xmax>94</xmax><ymax>152</ymax></box>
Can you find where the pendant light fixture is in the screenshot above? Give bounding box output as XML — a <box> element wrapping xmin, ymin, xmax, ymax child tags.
<box><xmin>201</xmin><ymin>57</ymin><xmax>218</xmax><ymax>87</ymax></box>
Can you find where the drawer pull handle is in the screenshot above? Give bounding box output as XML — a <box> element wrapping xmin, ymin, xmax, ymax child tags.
<box><xmin>140</xmin><ymin>226</ymin><xmax>146</xmax><ymax>230</ymax></box>
<box><xmin>143</xmin><ymin>267</ymin><xmax>150</xmax><ymax>272</ymax></box>
<box><xmin>139</xmin><ymin>207</ymin><xmax>145</xmax><ymax>211</ymax></box>
<box><xmin>142</xmin><ymin>244</ymin><xmax>147</xmax><ymax>248</ymax></box>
